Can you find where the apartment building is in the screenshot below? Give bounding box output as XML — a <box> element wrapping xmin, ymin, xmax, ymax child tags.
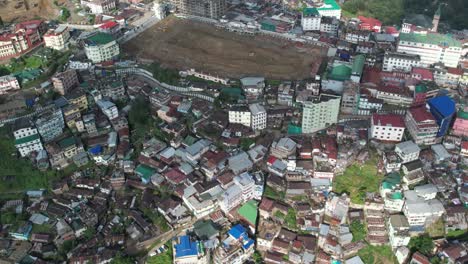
<box><xmin>43</xmin><ymin>25</ymin><xmax>70</xmax><ymax>51</ymax></box>
<box><xmin>383</xmin><ymin>52</ymin><xmax>421</xmax><ymax>72</ymax></box>
<box><xmin>84</xmin><ymin>33</ymin><xmax>120</xmax><ymax>63</ymax></box>
<box><xmin>370</xmin><ymin>114</ymin><xmax>406</xmax><ymax>142</ymax></box>
<box><xmin>405</xmin><ymin>106</ymin><xmax>439</xmax><ymax>145</ymax></box>
<box><xmin>301</xmin><ymin>8</ymin><xmax>321</xmax><ymax>31</ymax></box>
<box><xmin>80</xmin><ymin>0</ymin><xmax>117</xmax><ymax>14</ymax></box>
<box><xmin>35</xmin><ymin>108</ymin><xmax>65</xmax><ymax>143</ymax></box>
<box><xmin>52</xmin><ymin>70</ymin><xmax>79</xmax><ymax>95</ymax></box>
<box><xmin>301</xmin><ymin>94</ymin><xmax>341</xmax><ymax>133</ymax></box>
<box><xmin>388</xmin><ymin>215</ymin><xmax>410</xmax><ymax>249</ymax></box>
<box><xmin>13</xmin><ymin>119</ymin><xmax>43</xmax><ymax>157</ymax></box>
<box><xmin>316</xmin><ymin>0</ymin><xmax>341</xmax><ymax>19</ymax></box>
<box><xmin>0</xmin><ymin>20</ymin><xmax>44</xmax><ymax>59</ymax></box>
<box><xmin>395</xmin><ymin>141</ymin><xmax>420</xmax><ymax>163</ymax></box>
<box><xmin>170</xmin><ymin>0</ymin><xmax>226</xmax><ymax>19</ymax></box>
<box><xmin>320</xmin><ymin>16</ymin><xmax>340</xmax><ymax>35</ymax></box>
<box><xmin>249</xmin><ymin>103</ymin><xmax>266</xmax><ymax>131</ymax></box>
<box><xmin>228</xmin><ymin>106</ymin><xmax>251</xmax><ymax>128</ymax></box>
<box><xmin>97</xmin><ymin>100</ymin><xmax>119</xmax><ymax>120</ymax></box>
<box><xmin>0</xmin><ymin>75</ymin><xmax>21</xmax><ymax>94</ymax></box>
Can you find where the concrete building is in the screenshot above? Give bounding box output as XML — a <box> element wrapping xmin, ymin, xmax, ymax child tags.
<box><xmin>84</xmin><ymin>33</ymin><xmax>120</xmax><ymax>63</ymax></box>
<box><xmin>302</xmin><ymin>94</ymin><xmax>341</xmax><ymax>133</ymax></box>
<box><xmin>80</xmin><ymin>0</ymin><xmax>117</xmax><ymax>14</ymax></box>
<box><xmin>173</xmin><ymin>235</ymin><xmax>207</xmax><ymax>264</ymax></box>
<box><xmin>0</xmin><ymin>75</ymin><xmax>21</xmax><ymax>94</ymax></box>
<box><xmin>35</xmin><ymin>108</ymin><xmax>65</xmax><ymax>143</ymax></box>
<box><xmin>383</xmin><ymin>52</ymin><xmax>421</xmax><ymax>72</ymax></box>
<box><xmin>426</xmin><ymin>96</ymin><xmax>456</xmax><ymax>138</ymax></box>
<box><xmin>0</xmin><ymin>20</ymin><xmax>44</xmax><ymax>59</ymax></box>
<box><xmin>370</xmin><ymin>114</ymin><xmax>406</xmax><ymax>142</ymax></box>
<box><xmin>270</xmin><ymin>137</ymin><xmax>297</xmax><ymax>159</ymax></box>
<box><xmin>97</xmin><ymin>100</ymin><xmax>119</xmax><ymax>120</ymax></box>
<box><xmin>397</xmin><ymin>32</ymin><xmax>462</xmax><ymax>68</ymax></box>
<box><xmin>277</xmin><ymin>82</ymin><xmax>294</xmax><ymax>106</ymax></box>
<box><xmin>43</xmin><ymin>25</ymin><xmax>70</xmax><ymax>51</ymax></box>
<box><xmin>220</xmin><ymin>183</ymin><xmax>243</xmax><ymax>213</ymax></box>
<box><xmin>52</xmin><ymin>70</ymin><xmax>79</xmax><ymax>95</ymax></box>
<box><xmin>170</xmin><ymin>0</ymin><xmax>226</xmax><ymax>19</ymax></box>
<box><xmin>320</xmin><ymin>16</ymin><xmax>340</xmax><ymax>35</ymax></box>
<box><xmin>302</xmin><ymin>8</ymin><xmax>321</xmax><ymax>31</ymax></box>
<box><xmin>249</xmin><ymin>103</ymin><xmax>266</xmax><ymax>131</ymax></box>
<box><xmin>405</xmin><ymin>106</ymin><xmax>439</xmax><ymax>145</ymax></box>
<box><xmin>403</xmin><ymin>195</ymin><xmax>445</xmax><ymax>227</ymax></box>
<box><xmin>395</xmin><ymin>141</ymin><xmax>420</xmax><ymax>164</ymax></box>
<box><xmin>316</xmin><ymin>0</ymin><xmax>341</xmax><ymax>19</ymax></box>
<box><xmin>452</xmin><ymin>109</ymin><xmax>468</xmax><ymax>137</ymax></box>
<box><xmin>240</xmin><ymin>77</ymin><xmax>265</xmax><ymax>101</ymax></box>
<box><xmin>388</xmin><ymin>215</ymin><xmax>410</xmax><ymax>249</ymax></box>
<box><xmin>228</xmin><ymin>106</ymin><xmax>251</xmax><ymax>128</ymax></box>
<box><xmin>13</xmin><ymin>119</ymin><xmax>43</xmax><ymax>157</ymax></box>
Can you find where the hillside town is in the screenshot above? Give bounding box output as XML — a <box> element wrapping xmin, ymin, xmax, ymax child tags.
<box><xmin>0</xmin><ymin>0</ymin><xmax>467</xmax><ymax>264</ymax></box>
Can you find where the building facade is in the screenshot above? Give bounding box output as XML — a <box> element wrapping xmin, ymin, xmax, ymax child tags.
<box><xmin>43</xmin><ymin>25</ymin><xmax>70</xmax><ymax>51</ymax></box>
<box><xmin>170</xmin><ymin>0</ymin><xmax>226</xmax><ymax>19</ymax></box>
<box><xmin>370</xmin><ymin>114</ymin><xmax>406</xmax><ymax>142</ymax></box>
<box><xmin>52</xmin><ymin>70</ymin><xmax>79</xmax><ymax>95</ymax></box>
<box><xmin>80</xmin><ymin>0</ymin><xmax>117</xmax><ymax>14</ymax></box>
<box><xmin>13</xmin><ymin>120</ymin><xmax>43</xmax><ymax>157</ymax></box>
<box><xmin>302</xmin><ymin>94</ymin><xmax>341</xmax><ymax>133</ymax></box>
<box><xmin>405</xmin><ymin>106</ymin><xmax>439</xmax><ymax>145</ymax></box>
<box><xmin>383</xmin><ymin>52</ymin><xmax>421</xmax><ymax>72</ymax></box>
<box><xmin>84</xmin><ymin>33</ymin><xmax>120</xmax><ymax>63</ymax></box>
<box><xmin>228</xmin><ymin>107</ymin><xmax>251</xmax><ymax>128</ymax></box>
<box><xmin>35</xmin><ymin>108</ymin><xmax>65</xmax><ymax>143</ymax></box>
<box><xmin>0</xmin><ymin>75</ymin><xmax>21</xmax><ymax>94</ymax></box>
<box><xmin>397</xmin><ymin>32</ymin><xmax>462</xmax><ymax>68</ymax></box>
<box><xmin>249</xmin><ymin>103</ymin><xmax>266</xmax><ymax>131</ymax></box>
<box><xmin>302</xmin><ymin>8</ymin><xmax>321</xmax><ymax>31</ymax></box>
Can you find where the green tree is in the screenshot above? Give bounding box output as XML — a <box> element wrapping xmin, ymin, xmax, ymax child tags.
<box><xmin>408</xmin><ymin>234</ymin><xmax>434</xmax><ymax>255</ymax></box>
<box><xmin>0</xmin><ymin>16</ymin><xmax>4</xmax><ymax>27</ymax></box>
<box><xmin>0</xmin><ymin>67</ymin><xmax>10</xmax><ymax>77</ymax></box>
<box><xmin>110</xmin><ymin>253</ymin><xmax>135</xmax><ymax>264</ymax></box>
<box><xmin>350</xmin><ymin>221</ymin><xmax>367</xmax><ymax>242</ymax></box>
<box><xmin>253</xmin><ymin>251</ymin><xmax>264</xmax><ymax>264</ymax></box>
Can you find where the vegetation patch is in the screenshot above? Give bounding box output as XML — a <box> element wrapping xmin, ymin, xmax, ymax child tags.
<box><xmin>358</xmin><ymin>245</ymin><xmax>398</xmax><ymax>264</ymax></box>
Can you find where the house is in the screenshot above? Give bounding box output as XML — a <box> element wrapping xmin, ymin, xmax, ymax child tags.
<box><xmin>0</xmin><ymin>75</ymin><xmax>21</xmax><ymax>94</ymax></box>
<box><xmin>173</xmin><ymin>235</ymin><xmax>206</xmax><ymax>264</ymax></box>
<box><xmin>410</xmin><ymin>252</ymin><xmax>431</xmax><ymax>264</ymax></box>
<box><xmin>388</xmin><ymin>214</ymin><xmax>410</xmax><ymax>249</ymax></box>
<box><xmin>271</xmin><ymin>137</ymin><xmax>297</xmax><ymax>159</ymax></box>
<box><xmin>228</xmin><ymin>152</ymin><xmax>253</xmax><ymax>174</ymax></box>
<box><xmin>395</xmin><ymin>141</ymin><xmax>420</xmax><ymax>163</ymax></box>
<box><xmin>13</xmin><ymin>118</ymin><xmax>43</xmax><ymax>157</ymax></box>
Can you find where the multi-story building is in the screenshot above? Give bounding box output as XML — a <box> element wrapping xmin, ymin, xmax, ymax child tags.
<box><xmin>0</xmin><ymin>20</ymin><xmax>44</xmax><ymax>59</ymax></box>
<box><xmin>345</xmin><ymin>30</ymin><xmax>371</xmax><ymax>44</ymax></box>
<box><xmin>220</xmin><ymin>183</ymin><xmax>242</xmax><ymax>213</ymax></box>
<box><xmin>84</xmin><ymin>33</ymin><xmax>120</xmax><ymax>63</ymax></box>
<box><xmin>380</xmin><ymin>173</ymin><xmax>404</xmax><ymax>212</ymax></box>
<box><xmin>395</xmin><ymin>141</ymin><xmax>420</xmax><ymax>163</ymax></box>
<box><xmin>426</xmin><ymin>96</ymin><xmax>456</xmax><ymax>138</ymax></box>
<box><xmin>316</xmin><ymin>0</ymin><xmax>341</xmax><ymax>19</ymax></box>
<box><xmin>302</xmin><ymin>94</ymin><xmax>341</xmax><ymax>133</ymax></box>
<box><xmin>383</xmin><ymin>52</ymin><xmax>421</xmax><ymax>72</ymax></box>
<box><xmin>43</xmin><ymin>25</ymin><xmax>70</xmax><ymax>51</ymax></box>
<box><xmin>52</xmin><ymin>70</ymin><xmax>79</xmax><ymax>95</ymax></box>
<box><xmin>388</xmin><ymin>215</ymin><xmax>410</xmax><ymax>249</ymax></box>
<box><xmin>270</xmin><ymin>137</ymin><xmax>297</xmax><ymax>159</ymax></box>
<box><xmin>397</xmin><ymin>32</ymin><xmax>462</xmax><ymax>68</ymax></box>
<box><xmin>452</xmin><ymin>108</ymin><xmax>468</xmax><ymax>137</ymax></box>
<box><xmin>320</xmin><ymin>16</ymin><xmax>340</xmax><ymax>35</ymax></box>
<box><xmin>234</xmin><ymin>172</ymin><xmax>256</xmax><ymax>201</ymax></box>
<box><xmin>405</xmin><ymin>106</ymin><xmax>439</xmax><ymax>145</ymax></box>
<box><xmin>35</xmin><ymin>108</ymin><xmax>65</xmax><ymax>143</ymax></box>
<box><xmin>0</xmin><ymin>75</ymin><xmax>21</xmax><ymax>94</ymax></box>
<box><xmin>97</xmin><ymin>100</ymin><xmax>119</xmax><ymax>120</ymax></box>
<box><xmin>403</xmin><ymin>197</ymin><xmax>445</xmax><ymax>227</ymax></box>
<box><xmin>370</xmin><ymin>114</ymin><xmax>406</xmax><ymax>142</ymax></box>
<box><xmin>228</xmin><ymin>106</ymin><xmax>251</xmax><ymax>128</ymax></box>
<box><xmin>80</xmin><ymin>0</ymin><xmax>117</xmax><ymax>14</ymax></box>
<box><xmin>302</xmin><ymin>8</ymin><xmax>321</xmax><ymax>31</ymax></box>
<box><xmin>277</xmin><ymin>82</ymin><xmax>294</xmax><ymax>106</ymax></box>
<box><xmin>240</xmin><ymin>77</ymin><xmax>265</xmax><ymax>101</ymax></box>
<box><xmin>249</xmin><ymin>103</ymin><xmax>266</xmax><ymax>131</ymax></box>
<box><xmin>170</xmin><ymin>0</ymin><xmax>226</xmax><ymax>19</ymax></box>
<box><xmin>65</xmin><ymin>89</ymin><xmax>88</xmax><ymax>112</ymax></box>
<box><xmin>13</xmin><ymin>119</ymin><xmax>43</xmax><ymax>157</ymax></box>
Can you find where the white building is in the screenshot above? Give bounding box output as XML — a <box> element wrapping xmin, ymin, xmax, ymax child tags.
<box><xmin>13</xmin><ymin>120</ymin><xmax>43</xmax><ymax>157</ymax></box>
<box><xmin>395</xmin><ymin>141</ymin><xmax>420</xmax><ymax>163</ymax></box>
<box><xmin>403</xmin><ymin>196</ymin><xmax>445</xmax><ymax>227</ymax></box>
<box><xmin>316</xmin><ymin>0</ymin><xmax>341</xmax><ymax>19</ymax></box>
<box><xmin>301</xmin><ymin>8</ymin><xmax>321</xmax><ymax>31</ymax></box>
<box><xmin>228</xmin><ymin>107</ymin><xmax>251</xmax><ymax>128</ymax></box>
<box><xmin>397</xmin><ymin>32</ymin><xmax>462</xmax><ymax>68</ymax></box>
<box><xmin>249</xmin><ymin>103</ymin><xmax>266</xmax><ymax>131</ymax></box>
<box><xmin>233</xmin><ymin>172</ymin><xmax>255</xmax><ymax>201</ymax></box>
<box><xmin>80</xmin><ymin>0</ymin><xmax>117</xmax><ymax>14</ymax></box>
<box><xmin>84</xmin><ymin>33</ymin><xmax>120</xmax><ymax>63</ymax></box>
<box><xmin>302</xmin><ymin>94</ymin><xmax>341</xmax><ymax>133</ymax></box>
<box><xmin>97</xmin><ymin>100</ymin><xmax>118</xmax><ymax>120</ymax></box>
<box><xmin>43</xmin><ymin>25</ymin><xmax>70</xmax><ymax>51</ymax></box>
<box><xmin>220</xmin><ymin>183</ymin><xmax>243</xmax><ymax>213</ymax></box>
<box><xmin>370</xmin><ymin>114</ymin><xmax>406</xmax><ymax>142</ymax></box>
<box><xmin>0</xmin><ymin>75</ymin><xmax>20</xmax><ymax>94</ymax></box>
<box><xmin>388</xmin><ymin>215</ymin><xmax>410</xmax><ymax>249</ymax></box>
<box><xmin>383</xmin><ymin>52</ymin><xmax>421</xmax><ymax>72</ymax></box>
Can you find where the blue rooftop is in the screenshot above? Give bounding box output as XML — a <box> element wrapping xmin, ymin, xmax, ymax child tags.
<box><xmin>89</xmin><ymin>145</ymin><xmax>103</xmax><ymax>155</ymax></box>
<box><xmin>243</xmin><ymin>238</ymin><xmax>254</xmax><ymax>250</ymax></box>
<box><xmin>428</xmin><ymin>96</ymin><xmax>456</xmax><ymax>117</ymax></box>
<box><xmin>228</xmin><ymin>224</ymin><xmax>248</xmax><ymax>241</ymax></box>
<box><xmin>175</xmin><ymin>235</ymin><xmax>199</xmax><ymax>258</ymax></box>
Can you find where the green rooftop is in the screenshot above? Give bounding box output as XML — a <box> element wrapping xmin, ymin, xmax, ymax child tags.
<box><xmin>399</xmin><ymin>32</ymin><xmax>462</xmax><ymax>48</ymax></box>
<box><xmin>135</xmin><ymin>164</ymin><xmax>155</xmax><ymax>179</ymax></box>
<box><xmin>15</xmin><ymin>134</ymin><xmax>40</xmax><ymax>145</ymax></box>
<box><xmin>329</xmin><ymin>64</ymin><xmax>352</xmax><ymax>81</ymax></box>
<box><xmin>58</xmin><ymin>137</ymin><xmax>76</xmax><ymax>149</ymax></box>
<box><xmin>288</xmin><ymin>124</ymin><xmax>302</xmax><ymax>134</ymax></box>
<box><xmin>415</xmin><ymin>84</ymin><xmax>427</xmax><ymax>93</ymax></box>
<box><xmin>238</xmin><ymin>200</ymin><xmax>258</xmax><ymax>226</ymax></box>
<box><xmin>458</xmin><ymin>110</ymin><xmax>468</xmax><ymax>120</ymax></box>
<box><xmin>317</xmin><ymin>0</ymin><xmax>341</xmax><ymax>11</ymax></box>
<box><xmin>86</xmin><ymin>33</ymin><xmax>115</xmax><ymax>45</ymax></box>
<box><xmin>382</xmin><ymin>172</ymin><xmax>401</xmax><ymax>190</ymax></box>
<box><xmin>352</xmin><ymin>55</ymin><xmax>365</xmax><ymax>75</ymax></box>
<box><xmin>391</xmin><ymin>192</ymin><xmax>403</xmax><ymax>200</ymax></box>
<box><xmin>303</xmin><ymin>8</ymin><xmax>319</xmax><ymax>17</ymax></box>
<box><xmin>193</xmin><ymin>220</ymin><xmax>219</xmax><ymax>240</ymax></box>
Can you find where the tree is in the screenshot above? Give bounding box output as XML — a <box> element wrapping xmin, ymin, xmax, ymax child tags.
<box><xmin>0</xmin><ymin>67</ymin><xmax>10</xmax><ymax>77</ymax></box>
<box><xmin>0</xmin><ymin>16</ymin><xmax>4</xmax><ymax>27</ymax></box>
<box><xmin>110</xmin><ymin>253</ymin><xmax>135</xmax><ymax>264</ymax></box>
<box><xmin>253</xmin><ymin>251</ymin><xmax>264</xmax><ymax>264</ymax></box>
<box><xmin>408</xmin><ymin>234</ymin><xmax>434</xmax><ymax>255</ymax></box>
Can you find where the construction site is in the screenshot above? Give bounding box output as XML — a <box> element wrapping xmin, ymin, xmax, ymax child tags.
<box><xmin>123</xmin><ymin>16</ymin><xmax>327</xmax><ymax>80</ymax></box>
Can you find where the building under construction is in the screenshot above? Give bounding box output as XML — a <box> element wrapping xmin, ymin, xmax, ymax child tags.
<box><xmin>170</xmin><ymin>0</ymin><xmax>226</xmax><ymax>19</ymax></box>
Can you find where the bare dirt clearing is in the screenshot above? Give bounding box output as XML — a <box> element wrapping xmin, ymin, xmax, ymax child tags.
<box><xmin>123</xmin><ymin>16</ymin><xmax>326</xmax><ymax>80</ymax></box>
